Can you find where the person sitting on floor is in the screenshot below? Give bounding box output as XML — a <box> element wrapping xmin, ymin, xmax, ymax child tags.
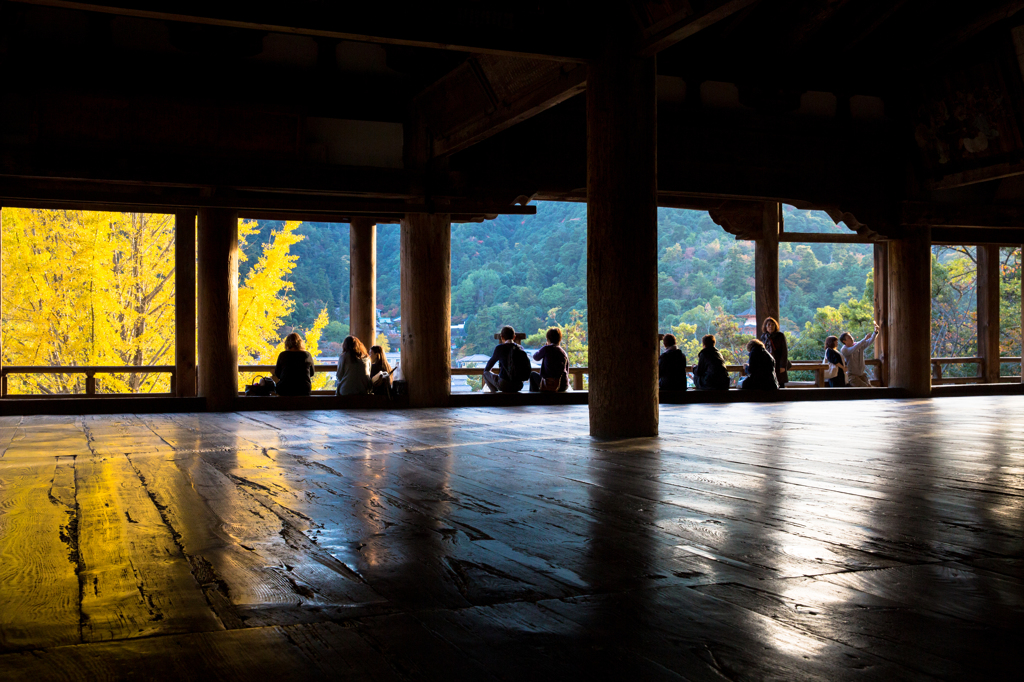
<box><xmin>693</xmin><ymin>334</ymin><xmax>731</xmax><ymax>390</ymax></box>
<box><xmin>273</xmin><ymin>332</ymin><xmax>315</xmax><ymax>396</ymax></box>
<box><xmin>530</xmin><ymin>327</ymin><xmax>569</xmax><ymax>392</ymax></box>
<box><xmin>824</xmin><ymin>335</ymin><xmax>848</xmax><ymax>388</ymax></box>
<box><xmin>369</xmin><ymin>345</ymin><xmax>393</xmax><ymax>396</ymax></box>
<box><xmin>739</xmin><ymin>338</ymin><xmax>779</xmax><ymax>390</ymax></box>
<box><xmin>658</xmin><ymin>333</ymin><xmax>688</xmax><ymax>391</ymax></box>
<box><xmin>483</xmin><ymin>326</ymin><xmax>527</xmax><ymax>393</ymax></box>
<box><xmin>336</xmin><ymin>335</ymin><xmax>372</xmax><ymax>396</ymax></box>
<box><xmin>839</xmin><ymin>324</ymin><xmax>879</xmax><ymax>387</ymax></box>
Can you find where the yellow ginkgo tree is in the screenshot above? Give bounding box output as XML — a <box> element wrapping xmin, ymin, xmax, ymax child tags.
<box><xmin>1</xmin><ymin>209</ymin><xmax>327</xmax><ymax>395</ymax></box>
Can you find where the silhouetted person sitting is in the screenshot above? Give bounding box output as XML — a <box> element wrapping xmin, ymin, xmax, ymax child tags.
<box><xmin>740</xmin><ymin>338</ymin><xmax>779</xmax><ymax>390</ymax></box>
<box><xmin>273</xmin><ymin>332</ymin><xmax>315</xmax><ymax>396</ymax></box>
<box><xmin>693</xmin><ymin>334</ymin><xmax>731</xmax><ymax>390</ymax></box>
<box><xmin>483</xmin><ymin>326</ymin><xmax>526</xmax><ymax>393</ymax></box>
<box><xmin>369</xmin><ymin>345</ymin><xmax>392</xmax><ymax>396</ymax></box>
<box><xmin>336</xmin><ymin>335</ymin><xmax>372</xmax><ymax>396</ymax></box>
<box><xmin>658</xmin><ymin>333</ymin><xmax>688</xmax><ymax>391</ymax></box>
<box><xmin>530</xmin><ymin>327</ymin><xmax>569</xmax><ymax>392</ymax></box>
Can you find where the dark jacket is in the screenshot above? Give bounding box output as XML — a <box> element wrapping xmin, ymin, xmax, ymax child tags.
<box><xmin>740</xmin><ymin>345</ymin><xmax>779</xmax><ymax>390</ymax></box>
<box><xmin>760</xmin><ymin>330</ymin><xmax>789</xmax><ymax>386</ymax></box>
<box><xmin>534</xmin><ymin>344</ymin><xmax>569</xmax><ymax>383</ymax></box>
<box><xmin>694</xmin><ymin>347</ymin><xmax>731</xmax><ymax>390</ymax></box>
<box><xmin>274</xmin><ymin>350</ymin><xmax>315</xmax><ymax>396</ymax></box>
<box><xmin>825</xmin><ymin>347</ymin><xmax>847</xmax><ymax>387</ymax></box>
<box><xmin>658</xmin><ymin>346</ymin><xmax>688</xmax><ymax>391</ymax></box>
<box><xmin>485</xmin><ymin>343</ymin><xmax>525</xmax><ymax>391</ymax></box>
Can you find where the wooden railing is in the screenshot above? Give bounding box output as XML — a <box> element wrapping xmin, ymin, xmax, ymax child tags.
<box><xmin>930</xmin><ymin>357</ymin><xmax>1022</xmax><ymax>385</ymax></box>
<box><xmin>3</xmin><ymin>356</ymin><xmax>1018</xmax><ymax>398</ymax></box>
<box><xmin>452</xmin><ymin>359</ymin><xmax>885</xmax><ymax>389</ymax></box>
<box><xmin>0</xmin><ymin>365</ymin><xmax>177</xmax><ymax>397</ymax></box>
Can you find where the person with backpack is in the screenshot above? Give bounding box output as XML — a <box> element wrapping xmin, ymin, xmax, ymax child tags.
<box><xmin>483</xmin><ymin>325</ymin><xmax>530</xmax><ymax>393</ymax></box>
<box><xmin>529</xmin><ymin>327</ymin><xmax>569</xmax><ymax>392</ymax></box>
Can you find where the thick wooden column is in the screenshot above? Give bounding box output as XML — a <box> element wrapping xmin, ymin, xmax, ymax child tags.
<box><xmin>196</xmin><ymin>208</ymin><xmax>239</xmax><ymax>411</ymax></box>
<box><xmin>888</xmin><ymin>228</ymin><xmax>932</xmax><ymax>397</ymax></box>
<box><xmin>587</xmin><ymin>48</ymin><xmax>658</xmax><ymax>439</ymax></box>
<box><xmin>977</xmin><ymin>244</ymin><xmax>1001</xmax><ymax>384</ymax></box>
<box><xmin>755</xmin><ymin>202</ymin><xmax>781</xmax><ymax>333</ymax></box>
<box><xmin>349</xmin><ymin>218</ymin><xmax>377</xmax><ymax>346</ymax></box>
<box><xmin>174</xmin><ymin>211</ymin><xmax>197</xmax><ymax>397</ymax></box>
<box><xmin>400</xmin><ymin>213</ymin><xmax>451</xmax><ymax>408</ymax></box>
<box><xmin>873</xmin><ymin>243</ymin><xmax>890</xmax><ymax>386</ymax></box>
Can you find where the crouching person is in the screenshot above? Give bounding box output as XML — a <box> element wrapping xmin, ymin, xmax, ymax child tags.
<box><xmin>530</xmin><ymin>328</ymin><xmax>569</xmax><ymax>392</ymax></box>
<box><xmin>693</xmin><ymin>334</ymin><xmax>731</xmax><ymax>390</ymax></box>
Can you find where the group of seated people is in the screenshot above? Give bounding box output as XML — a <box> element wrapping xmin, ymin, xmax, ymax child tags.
<box><xmin>482</xmin><ymin>326</ymin><xmax>570</xmax><ymax>393</ymax></box>
<box><xmin>659</xmin><ymin>316</ymin><xmax>880</xmax><ymax>390</ymax></box>
<box><xmin>271</xmin><ymin>332</ymin><xmax>394</xmax><ymax>397</ymax></box>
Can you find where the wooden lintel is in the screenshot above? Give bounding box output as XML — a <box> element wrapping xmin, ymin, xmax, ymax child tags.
<box><xmin>638</xmin><ymin>0</ymin><xmax>760</xmax><ymax>56</ymax></box>
<box><xmin>780</xmin><ymin>232</ymin><xmax>876</xmax><ymax>244</ymax></box>
<box><xmin>902</xmin><ymin>201</ymin><xmax>1024</xmax><ymax>229</ymax></box>
<box><xmin>8</xmin><ymin>0</ymin><xmax>589</xmax><ymax>62</ymax></box>
<box><xmin>930</xmin><ymin>227</ymin><xmax>1024</xmax><ymax>245</ymax></box>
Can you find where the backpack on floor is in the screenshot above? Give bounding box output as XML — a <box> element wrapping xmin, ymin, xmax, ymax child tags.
<box><xmin>507</xmin><ymin>344</ymin><xmax>533</xmax><ymax>383</ymax></box>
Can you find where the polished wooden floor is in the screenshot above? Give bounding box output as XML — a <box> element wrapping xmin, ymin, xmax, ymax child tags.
<box><xmin>0</xmin><ymin>397</ymin><xmax>1021</xmax><ymax>680</ymax></box>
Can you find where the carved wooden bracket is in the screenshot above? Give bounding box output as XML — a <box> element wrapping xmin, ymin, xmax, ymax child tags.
<box><xmin>707</xmin><ymin>200</ymin><xmax>765</xmax><ymax>240</ymax></box>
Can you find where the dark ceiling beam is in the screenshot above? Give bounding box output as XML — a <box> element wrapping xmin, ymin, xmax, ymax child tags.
<box><xmin>637</xmin><ymin>0</ymin><xmax>761</xmax><ymax>56</ymax></box>
<box><xmin>7</xmin><ymin>0</ymin><xmax>589</xmax><ymax>62</ymax></box>
<box><xmin>416</xmin><ymin>57</ymin><xmax>587</xmax><ymax>159</ymax></box>
<box><xmin>902</xmin><ymin>201</ymin><xmax>1024</xmax><ymax>228</ymax></box>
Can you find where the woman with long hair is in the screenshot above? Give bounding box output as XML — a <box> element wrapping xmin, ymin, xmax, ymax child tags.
<box><xmin>336</xmin><ymin>336</ymin><xmax>372</xmax><ymax>396</ymax></box>
<box><xmin>272</xmin><ymin>332</ymin><xmax>315</xmax><ymax>396</ymax></box>
<box><xmin>369</xmin><ymin>345</ymin><xmax>393</xmax><ymax>395</ymax></box>
<box><xmin>760</xmin><ymin>317</ymin><xmax>789</xmax><ymax>388</ymax></box>
<box><xmin>824</xmin><ymin>335</ymin><xmax>847</xmax><ymax>388</ymax></box>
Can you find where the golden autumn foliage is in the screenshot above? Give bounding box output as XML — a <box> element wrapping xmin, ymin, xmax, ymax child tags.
<box><xmin>1</xmin><ymin>209</ymin><xmax>327</xmax><ymax>395</ymax></box>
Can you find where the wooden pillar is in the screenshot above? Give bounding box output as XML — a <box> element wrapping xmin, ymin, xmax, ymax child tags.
<box><xmin>873</xmin><ymin>243</ymin><xmax>890</xmax><ymax>386</ymax></box>
<box><xmin>400</xmin><ymin>213</ymin><xmax>451</xmax><ymax>408</ymax></box>
<box><xmin>350</xmin><ymin>218</ymin><xmax>377</xmax><ymax>347</ymax></box>
<box><xmin>755</xmin><ymin>202</ymin><xmax>781</xmax><ymax>334</ymax></box>
<box><xmin>587</xmin><ymin>47</ymin><xmax>658</xmax><ymax>439</ymax></box>
<box><xmin>977</xmin><ymin>244</ymin><xmax>1001</xmax><ymax>384</ymax></box>
<box><xmin>196</xmin><ymin>208</ymin><xmax>238</xmax><ymax>411</ymax></box>
<box><xmin>175</xmin><ymin>211</ymin><xmax>197</xmax><ymax>397</ymax></box>
<box><xmin>888</xmin><ymin>227</ymin><xmax>931</xmax><ymax>397</ymax></box>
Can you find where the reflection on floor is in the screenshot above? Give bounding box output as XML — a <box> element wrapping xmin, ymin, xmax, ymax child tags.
<box><xmin>0</xmin><ymin>398</ymin><xmax>1021</xmax><ymax>680</ymax></box>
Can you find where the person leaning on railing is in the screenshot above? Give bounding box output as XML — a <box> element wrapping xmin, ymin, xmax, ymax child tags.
<box><xmin>273</xmin><ymin>332</ymin><xmax>315</xmax><ymax>396</ymax></box>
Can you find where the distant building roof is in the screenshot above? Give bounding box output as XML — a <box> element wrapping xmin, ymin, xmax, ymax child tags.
<box><xmin>737</xmin><ymin>307</ymin><xmax>757</xmax><ymax>317</ymax></box>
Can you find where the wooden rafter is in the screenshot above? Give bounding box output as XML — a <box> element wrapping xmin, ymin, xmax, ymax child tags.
<box><xmin>6</xmin><ymin>0</ymin><xmax>589</xmax><ymax>62</ymax></box>
<box><xmin>415</xmin><ymin>56</ymin><xmax>587</xmax><ymax>158</ymax></box>
<box><xmin>636</xmin><ymin>0</ymin><xmax>761</xmax><ymax>56</ymax></box>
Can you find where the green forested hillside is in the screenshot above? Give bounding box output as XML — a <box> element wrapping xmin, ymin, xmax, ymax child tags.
<box><xmin>250</xmin><ymin>202</ymin><xmax>878</xmax><ymax>360</ymax></box>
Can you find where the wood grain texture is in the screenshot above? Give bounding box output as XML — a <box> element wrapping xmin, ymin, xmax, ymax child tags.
<box><xmin>196</xmin><ymin>209</ymin><xmax>239</xmax><ymax>411</ymax></box>
<box><xmin>0</xmin><ymin>398</ymin><xmax>1021</xmax><ymax>678</ymax></box>
<box><xmin>586</xmin><ymin>50</ymin><xmax>659</xmax><ymax>438</ymax></box>
<box><xmin>349</xmin><ymin>218</ymin><xmax>377</xmax><ymax>347</ymax></box>
<box><xmin>400</xmin><ymin>213</ymin><xmax>451</xmax><ymax>408</ymax></box>
<box><xmin>888</xmin><ymin>228</ymin><xmax>932</xmax><ymax>396</ymax></box>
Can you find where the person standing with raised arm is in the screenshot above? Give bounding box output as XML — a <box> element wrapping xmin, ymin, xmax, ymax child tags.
<box><xmin>839</xmin><ymin>324</ymin><xmax>880</xmax><ymax>387</ymax></box>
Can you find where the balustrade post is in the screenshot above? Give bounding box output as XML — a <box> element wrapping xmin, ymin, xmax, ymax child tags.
<box><xmin>85</xmin><ymin>372</ymin><xmax>96</xmax><ymax>396</ymax></box>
